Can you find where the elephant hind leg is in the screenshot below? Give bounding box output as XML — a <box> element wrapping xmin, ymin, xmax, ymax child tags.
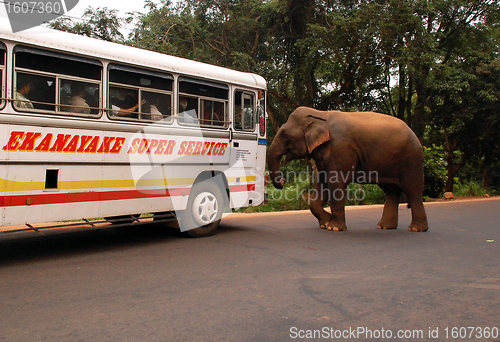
<box><xmin>377</xmin><ymin>184</ymin><xmax>401</xmax><ymax>230</ymax></box>
<box><xmin>400</xmin><ymin>173</ymin><xmax>429</xmax><ymax>232</ymax></box>
<box><xmin>406</xmin><ymin>192</ymin><xmax>429</xmax><ymax>232</ymax></box>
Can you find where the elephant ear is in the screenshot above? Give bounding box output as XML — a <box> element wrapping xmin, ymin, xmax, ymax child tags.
<box><xmin>305</xmin><ymin>115</ymin><xmax>331</xmax><ymax>154</ymax></box>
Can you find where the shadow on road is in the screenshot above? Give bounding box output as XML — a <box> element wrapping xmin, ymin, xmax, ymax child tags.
<box><xmin>0</xmin><ymin>220</ymin><xmax>254</xmax><ymax>266</ymax></box>
<box><xmin>0</xmin><ymin>224</ymin><xmax>182</xmax><ymax>266</ymax></box>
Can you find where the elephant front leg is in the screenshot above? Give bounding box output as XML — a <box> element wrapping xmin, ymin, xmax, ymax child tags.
<box><xmin>325</xmin><ymin>185</ymin><xmax>348</xmax><ymax>232</ymax></box>
<box><xmin>309</xmin><ymin>182</ymin><xmax>332</xmax><ymax>229</ymax></box>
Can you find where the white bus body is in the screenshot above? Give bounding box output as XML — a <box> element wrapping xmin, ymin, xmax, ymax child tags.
<box><xmin>0</xmin><ymin>19</ymin><xmax>267</xmax><ymax>237</ymax></box>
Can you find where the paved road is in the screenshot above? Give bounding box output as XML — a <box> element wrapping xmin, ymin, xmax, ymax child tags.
<box><xmin>0</xmin><ymin>199</ymin><xmax>499</xmax><ymax>342</ymax></box>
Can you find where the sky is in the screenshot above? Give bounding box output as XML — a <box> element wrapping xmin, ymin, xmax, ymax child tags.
<box><xmin>0</xmin><ymin>0</ymin><xmax>160</xmax><ymax>34</ymax></box>
<box><xmin>68</xmin><ymin>0</ymin><xmax>155</xmax><ymax>17</ymax></box>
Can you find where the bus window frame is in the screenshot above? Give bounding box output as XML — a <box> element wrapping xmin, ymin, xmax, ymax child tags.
<box><xmin>58</xmin><ymin>76</ymin><xmax>102</xmax><ymax>116</ymax></box>
<box><xmin>177</xmin><ymin>77</ymin><xmax>229</xmax><ymax>129</ymax></box>
<box><xmin>107</xmin><ymin>64</ymin><xmax>174</xmax><ymax>124</ymax></box>
<box><xmin>178</xmin><ymin>92</ymin><xmax>228</xmax><ymax>129</ymax></box>
<box><xmin>13</xmin><ymin>69</ymin><xmax>102</xmax><ymax>118</ymax></box>
<box><xmin>12</xmin><ymin>46</ymin><xmax>103</xmax><ymax>118</ymax></box>
<box><xmin>234</xmin><ymin>89</ymin><xmax>257</xmax><ymax>132</ymax></box>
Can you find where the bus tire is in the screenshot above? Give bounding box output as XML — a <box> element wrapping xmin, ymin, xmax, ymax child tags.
<box><xmin>181</xmin><ymin>180</ymin><xmax>225</xmax><ymax>238</ymax></box>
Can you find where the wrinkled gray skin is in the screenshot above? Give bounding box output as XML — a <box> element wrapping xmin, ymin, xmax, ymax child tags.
<box><xmin>268</xmin><ymin>107</ymin><xmax>428</xmax><ymax>232</ymax></box>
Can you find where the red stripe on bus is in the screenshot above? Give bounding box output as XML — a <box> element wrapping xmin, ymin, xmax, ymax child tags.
<box><xmin>0</xmin><ymin>184</ymin><xmax>255</xmax><ymax>207</ymax></box>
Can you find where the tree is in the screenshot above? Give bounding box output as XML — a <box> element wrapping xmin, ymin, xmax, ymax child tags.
<box><xmin>48</xmin><ymin>7</ymin><xmax>127</xmax><ymax>42</ymax></box>
<box><xmin>47</xmin><ymin>0</ymin><xmax>500</xmax><ymax>195</ymax></box>
<box><xmin>422</xmin><ymin>1</ymin><xmax>500</xmax><ymax>192</ymax></box>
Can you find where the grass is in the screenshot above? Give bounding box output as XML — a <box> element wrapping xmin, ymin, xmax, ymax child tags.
<box><xmin>453</xmin><ymin>180</ymin><xmax>488</xmax><ymax>197</ymax></box>
<box><xmin>238</xmin><ymin>181</ymin><xmax>387</xmax><ymax>213</ymax></box>
<box><xmin>238</xmin><ymin>179</ymin><xmax>493</xmax><ymax>213</ymax></box>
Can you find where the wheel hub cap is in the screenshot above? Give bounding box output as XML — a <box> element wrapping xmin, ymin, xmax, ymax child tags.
<box><xmin>192</xmin><ymin>191</ymin><xmax>219</xmax><ymax>226</ymax></box>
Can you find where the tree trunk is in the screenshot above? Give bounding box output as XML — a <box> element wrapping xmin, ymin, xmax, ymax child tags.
<box><xmin>445</xmin><ymin>149</ymin><xmax>456</xmax><ymax>193</ymax></box>
<box><xmin>482</xmin><ymin>166</ymin><xmax>490</xmax><ymax>192</ymax></box>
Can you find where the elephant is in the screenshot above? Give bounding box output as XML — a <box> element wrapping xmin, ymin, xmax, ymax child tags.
<box><xmin>267</xmin><ymin>106</ymin><xmax>428</xmax><ymax>232</ymax></box>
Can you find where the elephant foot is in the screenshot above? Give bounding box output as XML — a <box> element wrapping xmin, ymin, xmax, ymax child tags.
<box><xmin>327</xmin><ymin>226</ymin><xmax>346</xmax><ymax>232</ymax></box>
<box><xmin>377</xmin><ymin>219</ymin><xmax>398</xmax><ymax>230</ymax></box>
<box><xmin>377</xmin><ymin>224</ymin><xmax>397</xmax><ymax>230</ymax></box>
<box><xmin>324</xmin><ymin>221</ymin><xmax>347</xmax><ymax>232</ymax></box>
<box><xmin>319</xmin><ymin>222</ymin><xmax>329</xmax><ymax>229</ymax></box>
<box><xmin>408</xmin><ymin>224</ymin><xmax>428</xmax><ymax>232</ymax></box>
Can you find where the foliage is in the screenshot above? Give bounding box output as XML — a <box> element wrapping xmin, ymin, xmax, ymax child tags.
<box><xmin>48</xmin><ymin>7</ymin><xmax>128</xmax><ymax>42</ymax></box>
<box><xmin>423</xmin><ymin>145</ymin><xmax>447</xmax><ymax>198</ymax></box>
<box><xmin>46</xmin><ymin>0</ymin><xmax>500</xmax><ymax>201</ymax></box>
<box><xmin>345</xmin><ymin>184</ymin><xmax>385</xmax><ymax>206</ymax></box>
<box><xmin>453</xmin><ymin>181</ymin><xmax>488</xmax><ymax>197</ymax></box>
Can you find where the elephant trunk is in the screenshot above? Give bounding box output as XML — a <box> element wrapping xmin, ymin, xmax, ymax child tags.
<box><xmin>267</xmin><ymin>138</ymin><xmax>286</xmax><ymax>189</ymax></box>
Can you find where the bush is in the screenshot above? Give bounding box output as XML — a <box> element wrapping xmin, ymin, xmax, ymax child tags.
<box><xmin>453</xmin><ymin>180</ymin><xmax>487</xmax><ymax>197</ymax></box>
<box><xmin>423</xmin><ymin>145</ymin><xmax>447</xmax><ymax>198</ymax></box>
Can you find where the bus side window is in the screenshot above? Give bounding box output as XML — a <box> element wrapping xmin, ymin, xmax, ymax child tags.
<box><xmin>178</xmin><ymin>77</ymin><xmax>228</xmax><ymax>128</ymax></box>
<box><xmin>141</xmin><ymin>91</ymin><xmax>172</xmax><ymax>122</ymax></box>
<box><xmin>14</xmin><ymin>72</ymin><xmax>55</xmax><ymax>111</ymax></box>
<box><xmin>234</xmin><ymin>91</ymin><xmax>255</xmax><ymax>131</ymax></box>
<box><xmin>201</xmin><ymin>99</ymin><xmax>224</xmax><ymax>126</ymax></box>
<box><xmin>109</xmin><ymin>86</ymin><xmax>141</xmax><ymax>118</ymax></box>
<box><xmin>59</xmin><ymin>80</ymin><xmax>98</xmax><ymax>115</ymax></box>
<box><xmin>13</xmin><ymin>46</ymin><xmax>102</xmax><ymax>116</ymax></box>
<box><xmin>14</xmin><ymin>73</ymin><xmax>34</xmax><ymax>110</ymax></box>
<box><xmin>178</xmin><ymin>95</ymin><xmax>198</xmax><ymax>124</ymax></box>
<box><xmin>108</xmin><ymin>64</ymin><xmax>173</xmax><ymax>122</ymax></box>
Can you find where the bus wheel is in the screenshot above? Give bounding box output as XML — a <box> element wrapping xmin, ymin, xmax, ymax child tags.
<box><xmin>182</xmin><ymin>180</ymin><xmax>224</xmax><ymax>237</ymax></box>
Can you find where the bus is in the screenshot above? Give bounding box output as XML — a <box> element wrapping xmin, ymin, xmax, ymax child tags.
<box><xmin>0</xmin><ymin>19</ymin><xmax>267</xmax><ymax>237</ymax></box>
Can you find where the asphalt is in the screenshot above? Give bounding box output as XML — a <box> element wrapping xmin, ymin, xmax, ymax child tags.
<box><xmin>0</xmin><ymin>197</ymin><xmax>499</xmax><ymax>341</ymax></box>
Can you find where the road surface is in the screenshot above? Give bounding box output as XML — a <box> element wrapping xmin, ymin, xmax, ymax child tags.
<box><xmin>0</xmin><ymin>198</ymin><xmax>499</xmax><ymax>341</ymax></box>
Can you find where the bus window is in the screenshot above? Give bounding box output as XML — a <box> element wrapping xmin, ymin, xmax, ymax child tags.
<box><xmin>178</xmin><ymin>77</ymin><xmax>228</xmax><ymax>128</ymax></box>
<box><xmin>201</xmin><ymin>100</ymin><xmax>225</xmax><ymax>126</ymax></box>
<box><xmin>13</xmin><ymin>46</ymin><xmax>102</xmax><ymax>116</ymax></box>
<box><xmin>142</xmin><ymin>91</ymin><xmax>172</xmax><ymax>122</ymax></box>
<box><xmin>234</xmin><ymin>91</ymin><xmax>255</xmax><ymax>131</ymax></box>
<box><xmin>15</xmin><ymin>72</ymin><xmax>55</xmax><ymax>111</ymax></box>
<box><xmin>59</xmin><ymin>80</ymin><xmax>100</xmax><ymax>115</ymax></box>
<box><xmin>109</xmin><ymin>85</ymin><xmax>141</xmax><ymax>119</ymax></box>
<box><xmin>108</xmin><ymin>64</ymin><xmax>173</xmax><ymax>122</ymax></box>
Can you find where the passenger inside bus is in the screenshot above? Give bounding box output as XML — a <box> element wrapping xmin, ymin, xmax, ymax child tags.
<box><xmin>14</xmin><ymin>73</ymin><xmax>34</xmax><ymax>109</ymax></box>
<box><xmin>143</xmin><ymin>93</ymin><xmax>163</xmax><ymax>121</ymax></box>
<box><xmin>68</xmin><ymin>82</ymin><xmax>90</xmax><ymax>114</ymax></box>
<box><xmin>110</xmin><ymin>88</ymin><xmax>145</xmax><ymax>118</ymax></box>
<box><xmin>178</xmin><ymin>96</ymin><xmax>198</xmax><ymax>124</ymax></box>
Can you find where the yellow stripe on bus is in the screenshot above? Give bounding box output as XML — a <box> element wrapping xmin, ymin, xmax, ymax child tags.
<box><xmin>0</xmin><ymin>179</ymin><xmax>46</xmax><ymax>192</ymax></box>
<box><xmin>0</xmin><ymin>176</ymin><xmax>255</xmax><ymax>192</ymax></box>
